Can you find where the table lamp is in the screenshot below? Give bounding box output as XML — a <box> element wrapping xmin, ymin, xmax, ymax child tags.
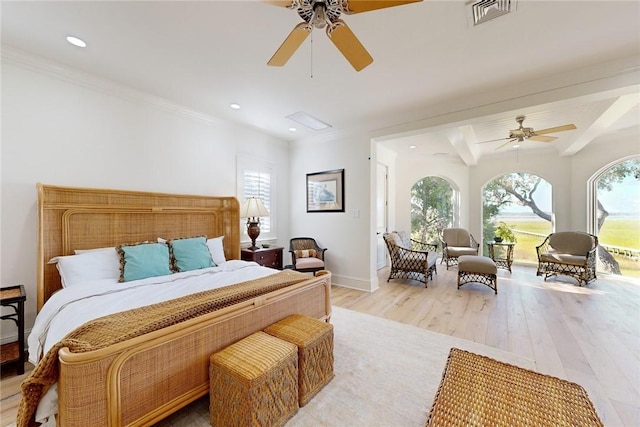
<box><xmin>240</xmin><ymin>197</ymin><xmax>270</xmax><ymax>250</ymax></box>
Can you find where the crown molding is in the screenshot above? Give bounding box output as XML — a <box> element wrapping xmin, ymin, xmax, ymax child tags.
<box><xmin>1</xmin><ymin>46</ymin><xmax>220</xmax><ymax>126</ymax></box>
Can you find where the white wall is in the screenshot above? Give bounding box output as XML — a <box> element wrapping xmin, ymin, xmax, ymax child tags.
<box><xmin>289</xmin><ymin>132</ymin><xmax>372</xmax><ymax>291</ymax></box>
<box><xmin>1</xmin><ymin>57</ymin><xmax>290</xmax><ymax>335</ymax></box>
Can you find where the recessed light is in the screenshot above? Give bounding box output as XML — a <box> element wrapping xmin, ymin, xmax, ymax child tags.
<box><xmin>230</xmin><ymin>103</ymin><xmax>240</xmax><ymax>110</ymax></box>
<box><xmin>289</xmin><ymin>127</ymin><xmax>297</xmax><ymax>132</ymax></box>
<box><xmin>66</xmin><ymin>36</ymin><xmax>87</xmax><ymax>48</ymax></box>
<box><xmin>433</xmin><ymin>152</ymin><xmax>449</xmax><ymax>157</ymax></box>
<box><xmin>409</xmin><ymin>145</ymin><xmax>417</xmax><ymax>149</ymax></box>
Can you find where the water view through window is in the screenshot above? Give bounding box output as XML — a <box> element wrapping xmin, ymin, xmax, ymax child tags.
<box><xmin>482</xmin><ymin>173</ymin><xmax>552</xmax><ymax>264</ymax></box>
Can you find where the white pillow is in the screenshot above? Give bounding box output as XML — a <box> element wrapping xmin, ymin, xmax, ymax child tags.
<box><xmin>207</xmin><ymin>236</ymin><xmax>226</xmax><ymax>265</ymax></box>
<box><xmin>74</xmin><ymin>246</ymin><xmax>116</xmax><ymax>254</ymax></box>
<box><xmin>49</xmin><ymin>248</ymin><xmax>120</xmax><ymax>287</ymax></box>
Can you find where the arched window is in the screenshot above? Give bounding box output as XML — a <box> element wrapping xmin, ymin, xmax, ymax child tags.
<box><xmin>482</xmin><ymin>172</ymin><xmax>553</xmax><ymax>264</ymax></box>
<box><xmin>410</xmin><ymin>177</ymin><xmax>456</xmax><ymax>243</ymax></box>
<box><xmin>589</xmin><ymin>156</ymin><xmax>640</xmax><ymax>277</ymax></box>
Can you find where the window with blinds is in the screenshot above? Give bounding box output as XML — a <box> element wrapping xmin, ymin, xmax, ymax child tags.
<box><xmin>242</xmin><ymin>169</ymin><xmax>272</xmax><ymax>233</ymax></box>
<box><xmin>237</xmin><ymin>156</ymin><xmax>276</xmax><ymax>241</ymax></box>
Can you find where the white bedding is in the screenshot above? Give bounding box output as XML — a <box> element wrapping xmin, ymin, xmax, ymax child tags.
<box><xmin>28</xmin><ymin>260</ymin><xmax>278</xmax><ymax>426</ymax></box>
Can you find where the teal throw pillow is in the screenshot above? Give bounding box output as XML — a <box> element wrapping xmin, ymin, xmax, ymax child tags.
<box><xmin>119</xmin><ymin>242</ymin><xmax>172</xmax><ymax>282</ymax></box>
<box><xmin>169</xmin><ymin>236</ymin><xmax>215</xmax><ymax>272</ymax></box>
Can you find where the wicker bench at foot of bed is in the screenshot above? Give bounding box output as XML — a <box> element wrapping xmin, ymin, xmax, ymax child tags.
<box><xmin>209</xmin><ymin>332</ymin><xmax>298</xmax><ymax>427</ymax></box>
<box><xmin>457</xmin><ymin>255</ymin><xmax>498</xmax><ymax>294</ymax></box>
<box><xmin>264</xmin><ymin>314</ymin><xmax>334</xmax><ymax>407</ymax></box>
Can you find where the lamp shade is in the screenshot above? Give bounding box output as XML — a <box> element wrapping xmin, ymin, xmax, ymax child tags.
<box><xmin>239</xmin><ymin>197</ymin><xmax>270</xmax><ymax>219</ymax></box>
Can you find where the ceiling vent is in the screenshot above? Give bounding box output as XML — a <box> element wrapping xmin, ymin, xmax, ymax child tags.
<box><xmin>467</xmin><ymin>0</ymin><xmax>514</xmax><ymax>26</ymax></box>
<box><xmin>286</xmin><ymin>111</ymin><xmax>332</xmax><ymax>131</ymax></box>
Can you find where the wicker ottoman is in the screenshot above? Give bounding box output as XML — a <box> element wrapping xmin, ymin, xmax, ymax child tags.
<box><xmin>458</xmin><ymin>255</ymin><xmax>498</xmax><ymax>294</ymax></box>
<box><xmin>264</xmin><ymin>314</ymin><xmax>334</xmax><ymax>406</ymax></box>
<box><xmin>209</xmin><ymin>331</ymin><xmax>298</xmax><ymax>427</ymax></box>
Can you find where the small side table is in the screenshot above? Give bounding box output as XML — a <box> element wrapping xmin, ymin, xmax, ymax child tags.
<box><xmin>241</xmin><ymin>246</ymin><xmax>284</xmax><ymax>270</ymax></box>
<box><xmin>1</xmin><ymin>285</ymin><xmax>26</xmax><ymax>375</ymax></box>
<box><xmin>487</xmin><ymin>241</ymin><xmax>515</xmax><ymax>273</ymax></box>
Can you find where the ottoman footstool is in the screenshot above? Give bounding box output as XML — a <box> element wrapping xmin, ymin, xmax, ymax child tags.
<box><xmin>458</xmin><ymin>255</ymin><xmax>498</xmax><ymax>294</ymax></box>
<box><xmin>209</xmin><ymin>331</ymin><xmax>298</xmax><ymax>427</ymax></box>
<box><xmin>264</xmin><ymin>314</ymin><xmax>334</xmax><ymax>406</ymax></box>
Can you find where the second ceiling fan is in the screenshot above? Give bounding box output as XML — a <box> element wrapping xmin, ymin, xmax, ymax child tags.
<box><xmin>265</xmin><ymin>0</ymin><xmax>422</xmax><ymax>72</ymax></box>
<box><xmin>477</xmin><ymin>115</ymin><xmax>577</xmax><ymax>150</ymax></box>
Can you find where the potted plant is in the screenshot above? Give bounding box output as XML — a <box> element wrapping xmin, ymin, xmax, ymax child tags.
<box><xmin>494</xmin><ymin>222</ymin><xmax>517</xmax><ymax>243</ymax></box>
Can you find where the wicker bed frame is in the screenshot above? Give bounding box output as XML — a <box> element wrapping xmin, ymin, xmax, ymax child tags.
<box><xmin>36</xmin><ymin>184</ymin><xmax>332</xmax><ymax>426</ymax></box>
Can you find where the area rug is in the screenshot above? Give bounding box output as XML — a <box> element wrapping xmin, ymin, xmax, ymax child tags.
<box><xmin>156</xmin><ymin>306</ymin><xmax>535</xmax><ymax>426</ymax></box>
<box><xmin>426</xmin><ymin>348</ymin><xmax>603</xmax><ymax>427</ymax></box>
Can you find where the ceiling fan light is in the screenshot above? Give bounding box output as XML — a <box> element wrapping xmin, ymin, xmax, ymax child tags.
<box><xmin>311</xmin><ymin>2</ymin><xmax>329</xmax><ymax>28</ymax></box>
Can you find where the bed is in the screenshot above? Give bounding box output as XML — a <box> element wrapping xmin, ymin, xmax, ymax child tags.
<box><xmin>20</xmin><ymin>184</ymin><xmax>332</xmax><ymax>427</ymax></box>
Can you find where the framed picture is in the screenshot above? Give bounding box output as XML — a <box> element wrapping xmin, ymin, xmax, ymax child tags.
<box><xmin>306</xmin><ymin>169</ymin><xmax>345</xmax><ymax>213</ymax></box>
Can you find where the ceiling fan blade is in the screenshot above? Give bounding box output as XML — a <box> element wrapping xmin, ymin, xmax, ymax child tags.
<box><xmin>342</xmin><ymin>0</ymin><xmax>422</xmax><ymax>14</ymax></box>
<box><xmin>475</xmin><ymin>137</ymin><xmax>511</xmax><ymax>145</ymax></box>
<box><xmin>529</xmin><ymin>135</ymin><xmax>557</xmax><ymax>143</ymax></box>
<box><xmin>495</xmin><ymin>139</ymin><xmax>516</xmax><ymax>151</ymax></box>
<box><xmin>533</xmin><ymin>124</ymin><xmax>577</xmax><ymax>135</ymax></box>
<box><xmin>326</xmin><ymin>20</ymin><xmax>373</xmax><ymax>71</ymax></box>
<box><xmin>267</xmin><ymin>22</ymin><xmax>311</xmax><ymax>67</ymax></box>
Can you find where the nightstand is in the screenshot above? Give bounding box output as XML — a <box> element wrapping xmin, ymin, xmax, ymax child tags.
<box><xmin>1</xmin><ymin>285</ymin><xmax>26</xmax><ymax>375</ymax></box>
<box><xmin>241</xmin><ymin>246</ymin><xmax>284</xmax><ymax>270</ymax></box>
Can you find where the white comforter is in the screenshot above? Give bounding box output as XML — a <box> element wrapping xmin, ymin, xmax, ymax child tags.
<box><xmin>28</xmin><ymin>260</ymin><xmax>277</xmax><ymax>426</ymax></box>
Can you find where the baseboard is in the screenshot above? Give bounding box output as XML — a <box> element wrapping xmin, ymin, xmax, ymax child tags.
<box><xmin>331</xmin><ymin>274</ymin><xmax>377</xmax><ymax>292</ymax></box>
<box><xmin>1</xmin><ymin>328</ymin><xmax>31</xmax><ymax>346</ymax></box>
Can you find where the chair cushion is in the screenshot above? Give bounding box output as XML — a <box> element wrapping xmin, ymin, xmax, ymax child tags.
<box><xmin>446</xmin><ymin>246</ymin><xmax>478</xmax><ymax>257</ymax></box>
<box><xmin>443</xmin><ymin>228</ymin><xmax>472</xmax><ymax>248</ymax></box>
<box><xmin>427</xmin><ymin>252</ymin><xmax>438</xmax><ymax>268</ymax></box>
<box><xmin>548</xmin><ymin>232</ymin><xmax>595</xmax><ymax>255</ymax></box>
<box><xmin>295</xmin><ymin>257</ymin><xmax>324</xmax><ymax>269</ymax></box>
<box><xmin>396</xmin><ymin>231</ymin><xmax>412</xmax><ymax>248</ymax></box>
<box><xmin>391</xmin><ymin>232</ymin><xmax>405</xmax><ymax>248</ymax></box>
<box><xmin>459</xmin><ymin>255</ymin><xmax>497</xmax><ymax>275</ymax></box>
<box><xmin>540</xmin><ymin>253</ymin><xmax>587</xmax><ymax>266</ymax></box>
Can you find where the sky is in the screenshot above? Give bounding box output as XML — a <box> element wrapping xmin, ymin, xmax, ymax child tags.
<box><xmin>499</xmin><ymin>174</ymin><xmax>639</xmax><ymax>216</ymax></box>
<box><xmin>598</xmin><ymin>174</ymin><xmax>640</xmax><ymax>215</ymax></box>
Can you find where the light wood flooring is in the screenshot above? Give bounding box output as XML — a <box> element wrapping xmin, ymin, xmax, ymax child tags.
<box><xmin>333</xmin><ymin>263</ymin><xmax>640</xmax><ymax>426</ymax></box>
<box><xmin>1</xmin><ymin>263</ymin><xmax>639</xmax><ymax>426</ymax></box>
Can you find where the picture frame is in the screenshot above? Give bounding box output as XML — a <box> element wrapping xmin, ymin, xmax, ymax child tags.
<box><xmin>306</xmin><ymin>169</ymin><xmax>345</xmax><ymax>213</ymax></box>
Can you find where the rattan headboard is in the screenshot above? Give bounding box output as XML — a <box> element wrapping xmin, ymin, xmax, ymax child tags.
<box><xmin>37</xmin><ymin>184</ymin><xmax>240</xmax><ymax>311</ymax></box>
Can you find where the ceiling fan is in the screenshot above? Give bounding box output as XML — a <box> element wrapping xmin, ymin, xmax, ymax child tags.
<box><xmin>476</xmin><ymin>115</ymin><xmax>577</xmax><ymax>150</ymax></box>
<box><xmin>265</xmin><ymin>0</ymin><xmax>422</xmax><ymax>72</ymax></box>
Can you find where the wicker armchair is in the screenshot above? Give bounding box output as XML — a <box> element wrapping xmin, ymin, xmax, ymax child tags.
<box><xmin>536</xmin><ymin>231</ymin><xmax>598</xmax><ymax>286</ymax></box>
<box><xmin>440</xmin><ymin>228</ymin><xmax>480</xmax><ymax>269</ymax></box>
<box><xmin>289</xmin><ymin>237</ymin><xmax>327</xmax><ymax>274</ymax></box>
<box><xmin>383</xmin><ymin>232</ymin><xmax>438</xmax><ymax>287</ymax></box>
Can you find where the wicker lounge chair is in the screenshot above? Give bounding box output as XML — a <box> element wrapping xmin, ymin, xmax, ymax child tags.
<box><xmin>383</xmin><ymin>232</ymin><xmax>438</xmax><ymax>287</ymax></box>
<box><xmin>536</xmin><ymin>231</ymin><xmax>598</xmax><ymax>286</ymax></box>
<box><xmin>440</xmin><ymin>228</ymin><xmax>480</xmax><ymax>269</ymax></box>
